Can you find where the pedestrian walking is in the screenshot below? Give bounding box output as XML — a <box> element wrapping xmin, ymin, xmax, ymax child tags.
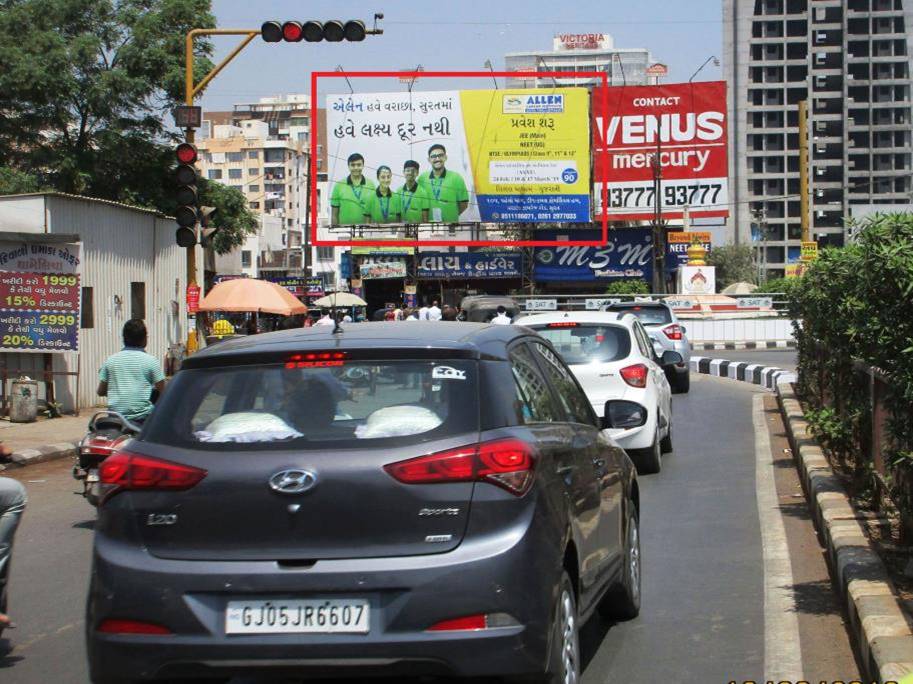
<box><xmin>491</xmin><ymin>305</ymin><xmax>512</xmax><ymax>325</ymax></box>
<box><xmin>427</xmin><ymin>300</ymin><xmax>442</xmax><ymax>321</ymax></box>
<box><xmin>314</xmin><ymin>309</ymin><xmax>335</xmax><ymax>327</ymax></box>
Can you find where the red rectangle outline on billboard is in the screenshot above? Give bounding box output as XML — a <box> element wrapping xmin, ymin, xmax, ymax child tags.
<box><xmin>310</xmin><ymin>71</ymin><xmax>609</xmax><ymax>248</ymax></box>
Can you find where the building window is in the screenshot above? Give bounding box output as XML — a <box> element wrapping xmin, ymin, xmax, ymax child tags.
<box><xmin>248</xmin><ymin>184</ymin><xmax>260</xmax><ymax>192</ymax></box>
<box><xmin>228</xmin><ymin>168</ymin><xmax>243</xmax><ymax>179</ymax></box>
<box><xmin>248</xmin><ymin>167</ymin><xmax>259</xmax><ymax>175</ymax></box>
<box><xmin>207</xmin><ymin>169</ymin><xmax>222</xmax><ymax>180</ymax></box>
<box><xmin>227</xmin><ymin>152</ymin><xmax>243</xmax><ymax>162</ymax></box>
<box><xmin>317</xmin><ymin>246</ymin><xmax>334</xmax><ymax>261</ymax></box>
<box><xmin>241</xmin><ymin>250</ymin><xmax>252</xmax><ymax>268</ymax></box>
<box><xmin>80</xmin><ymin>287</ymin><xmax>94</xmax><ymax>329</ymax></box>
<box><xmin>130</xmin><ymin>282</ymin><xmax>146</xmax><ymax>320</ymax></box>
<box><xmin>248</xmin><ymin>201</ymin><xmax>260</xmax><ymax>209</ymax></box>
<box><xmin>247</xmin><ymin>150</ymin><xmax>259</xmax><ymax>159</ymax></box>
<box><xmin>264</xmin><ymin>149</ymin><xmax>285</xmax><ymax>163</ymax></box>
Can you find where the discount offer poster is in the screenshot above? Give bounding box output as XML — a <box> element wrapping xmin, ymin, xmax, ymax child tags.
<box><xmin>0</xmin><ymin>241</ymin><xmax>81</xmax><ymax>352</ymax></box>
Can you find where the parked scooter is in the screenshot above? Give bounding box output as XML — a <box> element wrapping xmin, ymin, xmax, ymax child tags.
<box><xmin>73</xmin><ymin>411</ymin><xmax>141</xmax><ymax>506</ymax></box>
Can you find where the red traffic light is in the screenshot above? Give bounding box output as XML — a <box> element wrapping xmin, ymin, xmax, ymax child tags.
<box><xmin>282</xmin><ymin>21</ymin><xmax>303</xmax><ymax>42</ymax></box>
<box><xmin>176</xmin><ymin>143</ymin><xmax>197</xmax><ymax>165</ymax></box>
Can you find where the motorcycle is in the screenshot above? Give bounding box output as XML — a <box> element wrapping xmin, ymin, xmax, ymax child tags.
<box><xmin>73</xmin><ymin>411</ymin><xmax>142</xmax><ymax>506</ymax></box>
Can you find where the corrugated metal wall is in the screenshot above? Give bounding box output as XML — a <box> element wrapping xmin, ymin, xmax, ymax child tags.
<box><xmin>0</xmin><ymin>194</ymin><xmax>196</xmax><ymax>413</ymax></box>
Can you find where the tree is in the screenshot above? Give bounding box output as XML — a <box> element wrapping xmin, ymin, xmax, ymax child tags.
<box><xmin>199</xmin><ymin>177</ymin><xmax>258</xmax><ymax>255</ymax></box>
<box><xmin>707</xmin><ymin>244</ymin><xmax>757</xmax><ymax>289</ymax></box>
<box><xmin>0</xmin><ymin>0</ymin><xmax>257</xmax><ymax>249</ymax></box>
<box><xmin>0</xmin><ymin>168</ymin><xmax>42</xmax><ymax>194</ymax></box>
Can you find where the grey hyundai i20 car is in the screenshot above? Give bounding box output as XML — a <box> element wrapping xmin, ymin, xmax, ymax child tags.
<box><xmin>87</xmin><ymin>322</ymin><xmax>640</xmax><ymax>683</ymax></box>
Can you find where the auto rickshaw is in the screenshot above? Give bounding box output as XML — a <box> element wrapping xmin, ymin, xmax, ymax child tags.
<box><xmin>458</xmin><ymin>295</ymin><xmax>521</xmax><ymax>323</ymax></box>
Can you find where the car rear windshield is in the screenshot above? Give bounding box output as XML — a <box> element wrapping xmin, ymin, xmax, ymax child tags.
<box><xmin>142</xmin><ymin>359</ymin><xmax>479</xmax><ymax>450</ymax></box>
<box><xmin>609</xmin><ymin>306</ymin><xmax>672</xmax><ymax>325</ymax></box>
<box><xmin>528</xmin><ymin>324</ymin><xmax>631</xmax><ymax>365</ymax></box>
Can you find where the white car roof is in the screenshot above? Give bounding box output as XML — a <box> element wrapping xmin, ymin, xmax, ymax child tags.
<box><xmin>513</xmin><ymin>311</ymin><xmax>639</xmax><ymax>329</ymax></box>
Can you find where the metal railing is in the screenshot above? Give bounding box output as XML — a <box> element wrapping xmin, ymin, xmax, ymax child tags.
<box><xmin>508</xmin><ymin>292</ymin><xmax>791</xmax><ymax>317</ymax></box>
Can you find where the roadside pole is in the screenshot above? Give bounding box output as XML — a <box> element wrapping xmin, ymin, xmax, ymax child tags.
<box><xmin>651</xmin><ymin>127</ymin><xmax>666</xmax><ymax>294</ymax></box>
<box><xmin>798</xmin><ymin>99</ymin><xmax>809</xmax><ymax>243</ymax></box>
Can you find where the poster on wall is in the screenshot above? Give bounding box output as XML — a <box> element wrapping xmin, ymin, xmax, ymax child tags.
<box><xmin>593</xmin><ymin>81</ymin><xmax>729</xmax><ymax>221</ymax></box>
<box><xmin>533</xmin><ymin>229</ymin><xmax>652</xmax><ymax>282</ymax></box>
<box><xmin>327</xmin><ymin>88</ymin><xmax>591</xmax><ymax>225</ymax></box>
<box><xmin>0</xmin><ymin>240</ymin><xmax>82</xmax><ymax>352</ymax></box>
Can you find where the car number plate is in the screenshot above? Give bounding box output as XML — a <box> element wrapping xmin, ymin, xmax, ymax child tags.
<box><xmin>86</xmin><ymin>472</ymin><xmax>99</xmax><ymax>483</ymax></box>
<box><xmin>225</xmin><ymin>599</ymin><xmax>369</xmax><ymax>634</ymax></box>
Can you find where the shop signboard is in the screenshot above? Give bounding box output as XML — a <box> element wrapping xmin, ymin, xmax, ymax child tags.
<box><xmin>665</xmin><ymin>231</ymin><xmax>712</xmax><ymax>270</ymax></box>
<box><xmin>327</xmin><ymin>87</ymin><xmax>592</xmax><ymax>224</ymax></box>
<box><xmin>416</xmin><ymin>251</ymin><xmax>522</xmax><ymax>279</ymax></box>
<box><xmin>533</xmin><ymin>229</ymin><xmax>653</xmax><ymax>282</ymax></box>
<box><xmin>0</xmin><ymin>240</ymin><xmax>81</xmax><ymax>353</ymax></box>
<box><xmin>360</xmin><ymin>258</ymin><xmax>408</xmax><ymax>280</ymax></box>
<box><xmin>594</xmin><ymin>81</ymin><xmax>729</xmax><ymax>221</ymax></box>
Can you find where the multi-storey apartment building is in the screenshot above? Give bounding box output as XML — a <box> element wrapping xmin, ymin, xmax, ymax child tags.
<box><xmin>724</xmin><ymin>0</ymin><xmax>913</xmax><ymax>276</ymax></box>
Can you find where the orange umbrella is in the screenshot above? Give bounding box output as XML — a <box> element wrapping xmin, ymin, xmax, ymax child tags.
<box><xmin>197</xmin><ymin>278</ymin><xmax>308</xmax><ymax>316</ymax></box>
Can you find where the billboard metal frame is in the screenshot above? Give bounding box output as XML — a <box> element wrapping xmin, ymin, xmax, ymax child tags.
<box><xmin>310</xmin><ymin>70</ymin><xmax>610</xmax><ymax>247</ymax></box>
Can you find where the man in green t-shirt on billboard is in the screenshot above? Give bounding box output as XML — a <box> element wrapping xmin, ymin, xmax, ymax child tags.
<box><xmin>330</xmin><ymin>153</ymin><xmax>375</xmax><ymax>225</ymax></box>
<box><xmin>397</xmin><ymin>160</ymin><xmax>430</xmax><ymax>223</ymax></box>
<box><xmin>418</xmin><ymin>144</ymin><xmax>469</xmax><ymax>223</ymax></box>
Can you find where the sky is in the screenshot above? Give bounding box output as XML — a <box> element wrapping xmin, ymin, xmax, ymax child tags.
<box><xmin>200</xmin><ymin>0</ymin><xmax>724</xmax><ymax>111</ymax></box>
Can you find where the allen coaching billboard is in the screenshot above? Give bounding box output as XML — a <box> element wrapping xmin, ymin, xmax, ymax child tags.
<box><xmin>594</xmin><ymin>81</ymin><xmax>729</xmax><ymax>221</ymax></box>
<box><xmin>326</xmin><ymin>88</ymin><xmax>592</xmax><ymax>226</ymax></box>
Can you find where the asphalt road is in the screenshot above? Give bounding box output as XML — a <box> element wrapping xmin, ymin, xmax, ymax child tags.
<box><xmin>0</xmin><ymin>373</ymin><xmax>857</xmax><ymax>683</ymax></box>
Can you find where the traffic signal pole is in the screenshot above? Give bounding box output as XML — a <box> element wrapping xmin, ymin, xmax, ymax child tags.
<box><xmin>182</xmin><ymin>29</ymin><xmax>261</xmax><ymax>352</ymax></box>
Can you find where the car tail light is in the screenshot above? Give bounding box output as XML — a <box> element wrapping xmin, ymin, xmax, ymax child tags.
<box><xmin>100</xmin><ymin>451</ymin><xmax>207</xmax><ymax>492</ymax></box>
<box><xmin>97</xmin><ymin>619</ymin><xmax>172</xmax><ymax>635</ymax></box>
<box><xmin>384</xmin><ymin>438</ymin><xmax>535</xmax><ymax>496</ymax></box>
<box><xmin>620</xmin><ymin>364</ymin><xmax>648</xmax><ymax>388</ymax></box>
<box><xmin>663</xmin><ymin>324</ymin><xmax>683</xmax><ymax>341</ymax></box>
<box><xmin>427</xmin><ymin>613</ymin><xmax>519</xmax><ymax>631</ymax></box>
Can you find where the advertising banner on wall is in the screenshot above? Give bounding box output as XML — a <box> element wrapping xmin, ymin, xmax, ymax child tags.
<box><xmin>327</xmin><ymin>88</ymin><xmax>591</xmax><ymax>225</ymax></box>
<box><xmin>593</xmin><ymin>81</ymin><xmax>729</xmax><ymax>221</ymax></box>
<box><xmin>0</xmin><ymin>240</ymin><xmax>82</xmax><ymax>352</ymax></box>
<box><xmin>416</xmin><ymin>251</ymin><xmax>522</xmax><ymax>279</ymax></box>
<box><xmin>666</xmin><ymin>231</ymin><xmax>712</xmax><ymax>270</ymax></box>
<box><xmin>360</xmin><ymin>257</ymin><xmax>408</xmax><ymax>280</ymax></box>
<box><xmin>533</xmin><ymin>230</ymin><xmax>652</xmax><ymax>282</ymax></box>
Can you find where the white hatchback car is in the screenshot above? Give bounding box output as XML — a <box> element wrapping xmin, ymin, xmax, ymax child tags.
<box><xmin>514</xmin><ymin>311</ymin><xmax>680</xmax><ymax>474</ymax></box>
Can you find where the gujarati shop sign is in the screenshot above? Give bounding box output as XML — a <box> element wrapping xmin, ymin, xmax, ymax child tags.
<box><xmin>0</xmin><ymin>240</ymin><xmax>81</xmax><ymax>352</ymax></box>
<box><xmin>416</xmin><ymin>252</ymin><xmax>522</xmax><ymax>279</ymax></box>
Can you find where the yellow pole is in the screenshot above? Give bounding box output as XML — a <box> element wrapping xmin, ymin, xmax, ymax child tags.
<box><xmin>798</xmin><ymin>99</ymin><xmax>809</xmax><ymax>243</ymax></box>
<box><xmin>182</xmin><ymin>28</ymin><xmax>261</xmax><ymax>354</ymax></box>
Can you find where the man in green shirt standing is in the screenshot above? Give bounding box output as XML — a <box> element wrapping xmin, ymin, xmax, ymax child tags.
<box><xmin>398</xmin><ymin>160</ymin><xmax>430</xmax><ymax>223</ymax></box>
<box><xmin>331</xmin><ymin>153</ymin><xmax>375</xmax><ymax>225</ymax></box>
<box><xmin>418</xmin><ymin>144</ymin><xmax>469</xmax><ymax>223</ymax></box>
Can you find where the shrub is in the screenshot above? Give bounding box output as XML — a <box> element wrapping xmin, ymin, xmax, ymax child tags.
<box><xmin>706</xmin><ymin>244</ymin><xmax>757</xmax><ymax>289</ymax></box>
<box><xmin>604</xmin><ymin>279</ymin><xmax>650</xmax><ymax>295</ymax></box>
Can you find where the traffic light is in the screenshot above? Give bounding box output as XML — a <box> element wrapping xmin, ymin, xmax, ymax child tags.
<box><xmin>261</xmin><ymin>20</ymin><xmax>367</xmax><ymax>43</ymax></box>
<box><xmin>199</xmin><ymin>206</ymin><xmax>220</xmax><ymax>249</ymax></box>
<box><xmin>174</xmin><ymin>142</ymin><xmax>199</xmax><ymax>247</ymax></box>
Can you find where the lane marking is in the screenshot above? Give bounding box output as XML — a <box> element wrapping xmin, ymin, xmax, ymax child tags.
<box><xmin>753</xmin><ymin>393</ymin><xmax>804</xmax><ymax>680</ymax></box>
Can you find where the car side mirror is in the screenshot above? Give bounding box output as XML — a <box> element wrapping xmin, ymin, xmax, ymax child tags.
<box><xmin>680</xmin><ymin>325</ymin><xmax>686</xmax><ymax>334</ymax></box>
<box><xmin>660</xmin><ymin>350</ymin><xmax>684</xmax><ymax>367</ymax></box>
<box><xmin>602</xmin><ymin>400</ymin><xmax>647</xmax><ymax>430</ymax></box>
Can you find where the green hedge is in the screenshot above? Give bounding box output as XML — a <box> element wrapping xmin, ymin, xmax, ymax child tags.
<box><xmin>788</xmin><ymin>213</ymin><xmax>913</xmax><ymax>516</ymax></box>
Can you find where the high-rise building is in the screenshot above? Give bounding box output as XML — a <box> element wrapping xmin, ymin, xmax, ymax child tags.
<box><xmin>724</xmin><ymin>0</ymin><xmax>913</xmax><ymax>276</ymax></box>
<box><xmin>505</xmin><ymin>33</ymin><xmax>660</xmax><ymax>89</ymax></box>
<box><xmin>200</xmin><ymin>95</ymin><xmax>337</xmax><ymax>283</ymax></box>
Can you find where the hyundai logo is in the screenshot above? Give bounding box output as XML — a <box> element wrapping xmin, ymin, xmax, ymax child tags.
<box><xmin>268</xmin><ymin>469</ymin><xmax>317</xmax><ymax>495</ymax></box>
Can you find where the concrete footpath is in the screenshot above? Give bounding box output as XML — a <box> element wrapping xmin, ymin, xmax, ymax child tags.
<box><xmin>0</xmin><ymin>414</ymin><xmax>88</xmax><ymax>471</ymax></box>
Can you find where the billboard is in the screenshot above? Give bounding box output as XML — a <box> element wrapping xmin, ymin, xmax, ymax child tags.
<box><xmin>594</xmin><ymin>81</ymin><xmax>728</xmax><ymax>221</ymax></box>
<box><xmin>326</xmin><ymin>88</ymin><xmax>591</xmax><ymax>226</ymax></box>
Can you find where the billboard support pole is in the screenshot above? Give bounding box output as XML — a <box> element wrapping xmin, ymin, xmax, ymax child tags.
<box><xmin>798</xmin><ymin>99</ymin><xmax>810</xmax><ymax>243</ymax></box>
<box><xmin>651</xmin><ymin>124</ymin><xmax>666</xmax><ymax>294</ymax></box>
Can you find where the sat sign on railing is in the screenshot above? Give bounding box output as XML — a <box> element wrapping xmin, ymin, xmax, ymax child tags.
<box><xmin>525</xmin><ymin>299</ymin><xmax>558</xmax><ymax>311</ymax></box>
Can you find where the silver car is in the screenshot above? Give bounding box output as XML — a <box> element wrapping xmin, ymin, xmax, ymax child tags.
<box><xmin>603</xmin><ymin>302</ymin><xmax>691</xmax><ymax>393</ymax></box>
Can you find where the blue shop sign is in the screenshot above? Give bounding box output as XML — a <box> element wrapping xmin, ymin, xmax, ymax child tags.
<box><xmin>417</xmin><ymin>251</ymin><xmax>522</xmax><ymax>279</ymax></box>
<box><xmin>340</xmin><ymin>252</ymin><xmax>352</xmax><ymax>279</ymax></box>
<box><xmin>533</xmin><ymin>230</ymin><xmax>653</xmax><ymax>282</ymax></box>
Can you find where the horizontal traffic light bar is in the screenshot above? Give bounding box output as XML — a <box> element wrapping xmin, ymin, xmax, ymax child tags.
<box><xmin>261</xmin><ymin>20</ymin><xmax>368</xmax><ymax>43</ymax></box>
